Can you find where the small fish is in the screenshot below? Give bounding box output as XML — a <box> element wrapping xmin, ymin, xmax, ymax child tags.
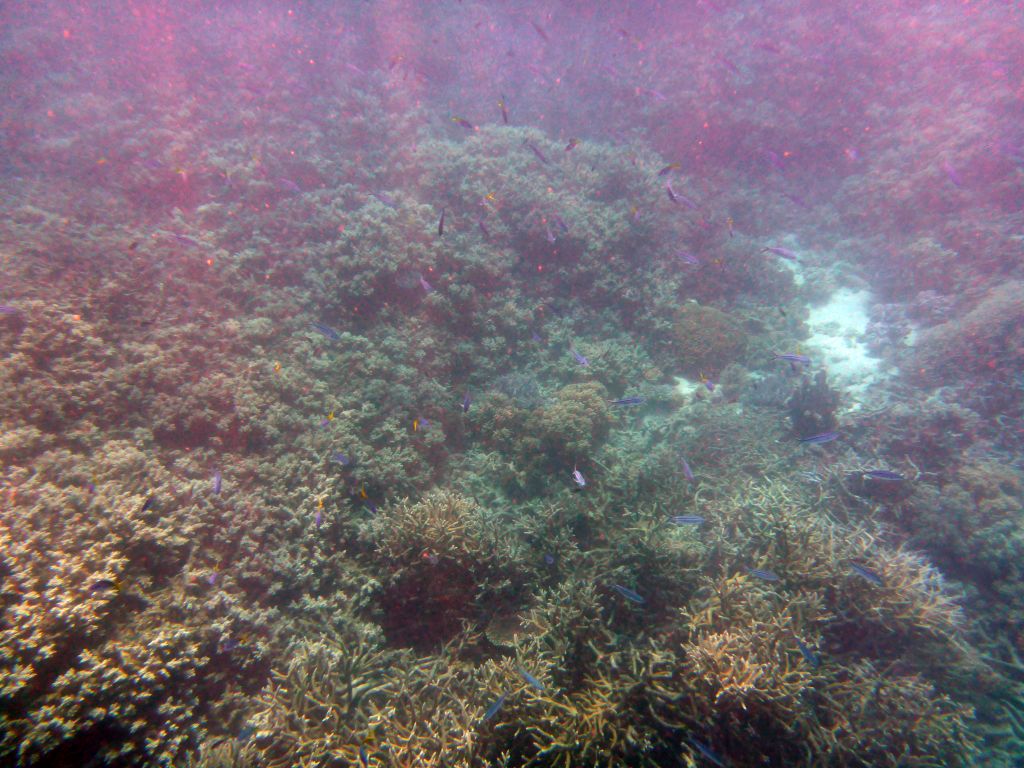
<box><xmin>690</xmin><ymin>736</ymin><xmax>728</xmax><ymax>767</ymax></box>
<box><xmin>518</xmin><ymin>667</ymin><xmax>545</xmax><ymax>691</ymax></box>
<box><xmin>372</xmin><ymin>191</ymin><xmax>397</xmax><ymax>209</ymax></box>
<box><xmin>564</xmin><ymin>137</ymin><xmax>579</xmax><ymax>152</ymax></box>
<box><xmin>277</xmin><ymin>177</ymin><xmax>301</xmax><ymax>194</ymax></box>
<box><xmin>943</xmin><ymin>159</ymin><xmax>963</xmax><ymax>188</ymax></box>
<box><xmin>850</xmin><ymin>562</ymin><xmax>884</xmax><ymax>586</ymax></box>
<box><xmin>551</xmin><ymin>213</ymin><xmax>569</xmax><ymax>234</ymax></box>
<box><xmin>773</xmin><ymin>352</ymin><xmax>811</xmax><ymax>365</ymax></box>
<box><xmin>525</xmin><ymin>141</ymin><xmax>549</xmax><ymax>165</ymax></box>
<box><xmin>462</xmin><ymin>391</ymin><xmax>472</xmax><ymax>413</ymax></box>
<box><xmin>572</xmin><ymin>465</ymin><xmax>586</xmax><ymax>489</ymax></box>
<box><xmin>477</xmin><ymin>219</ymin><xmax>491</xmax><ymax>239</ymax></box>
<box><xmin>451</xmin><ymin>116</ymin><xmax>475</xmax><ymax>132</ymax></box>
<box><xmin>167</xmin><ymin>232</ymin><xmax>200</xmax><ymax>247</ymax></box>
<box><xmin>676</xmin><ymin>250</ymin><xmax>700</xmax><ymax>266</ymax></box>
<box><xmin>331</xmin><ymin>452</ymin><xmax>351</xmax><ymax>466</ymax></box>
<box><xmin>571</xmin><ymin>348</ymin><xmax>589</xmax><ymax>366</ymax></box>
<box><xmin>212</xmin><ymin>470</ymin><xmax>222</xmax><ymax>495</ymax></box>
<box><xmin>315</xmin><ymin>509</ymin><xmax>322</xmax><ymax>527</ymax></box>
<box><xmin>311</xmin><ymin>322</ymin><xmax>341</xmax><ymax>341</ymax></box>
<box><xmin>545</xmin><ymin>221</ymin><xmax>556</xmax><ymax>243</ymax></box>
<box><xmin>796</xmin><ymin>639</ymin><xmax>821</xmax><ymax>668</ymax></box>
<box><xmin>609</xmin><ymin>396</ymin><xmax>645</xmax><ymax>406</ymax></box>
<box><xmin>800</xmin><ymin>431</ymin><xmax>839</xmax><ymax>444</ymax></box>
<box><xmin>498</xmin><ymin>95</ymin><xmax>509</xmax><ymax>124</ymax></box>
<box><xmin>237</xmin><ymin>724</ymin><xmax>256</xmax><ymax>744</ymax></box>
<box><xmin>746</xmin><ymin>567</ymin><xmax>780</xmax><ymax>582</ymax></box>
<box><xmin>422</xmin><ymin>548</ymin><xmax>439</xmax><ymax>565</ymax></box>
<box><xmin>140</xmin><ymin>494</ymin><xmax>156</xmax><ymax>513</ymax></box>
<box><xmin>481</xmin><ymin>692</ymin><xmax>507</xmax><ymax>723</ymax></box>
<box><xmin>543</xmin><ymin>553</ymin><xmax>556</xmax><ymax>565</ymax></box>
<box><xmin>680</xmin><ymin>457</ymin><xmax>696</xmax><ymax>483</ymax></box>
<box><xmin>208</xmin><ymin>571</ymin><xmax>218</xmax><ymax>585</ymax></box>
<box><xmin>699</xmin><ymin>372</ymin><xmax>715</xmax><ymax>392</ymax></box>
<box><xmin>419</xmin><ymin>274</ymin><xmax>434</xmax><ymax>294</ymax></box>
<box><xmin>862</xmin><ymin>469</ymin><xmax>904</xmax><ymax>481</ymax></box>
<box><xmin>529</xmin><ymin>19</ymin><xmax>549</xmax><ymax>43</ymax></box>
<box><xmin>0</xmin><ymin>306</ymin><xmax>18</xmax><ymax>315</ymax></box>
<box><xmin>89</xmin><ymin>578</ymin><xmax>121</xmax><ymax>593</ymax></box>
<box><xmin>438</xmin><ymin>207</ymin><xmax>446</xmax><ymax>236</ymax></box>
<box><xmin>657</xmin><ymin>162</ymin><xmax>681</xmax><ymax>176</ymax></box>
<box><xmin>670</xmin><ymin>515</ymin><xmax>704</xmax><ymax>525</ymax></box>
<box><xmin>762</xmin><ymin>245</ymin><xmax>798</xmax><ymax>261</ymax></box>
<box><xmin>612</xmin><ymin>584</ymin><xmax>645</xmax><ymax>603</ymax></box>
<box><xmin>666</xmin><ymin>181</ymin><xmax>679</xmax><ymax>204</ymax></box>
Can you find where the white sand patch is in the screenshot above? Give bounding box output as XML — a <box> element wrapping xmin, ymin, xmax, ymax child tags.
<box><xmin>805</xmin><ymin>288</ymin><xmax>886</xmax><ymax>404</ymax></box>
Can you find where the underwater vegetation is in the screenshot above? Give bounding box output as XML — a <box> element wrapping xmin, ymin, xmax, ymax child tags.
<box><xmin>1</xmin><ymin>1</ymin><xmax>1024</xmax><ymax>767</ymax></box>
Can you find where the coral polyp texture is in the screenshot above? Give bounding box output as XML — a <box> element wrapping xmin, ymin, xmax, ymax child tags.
<box><xmin>2</xmin><ymin>1</ymin><xmax>1023</xmax><ymax>766</ymax></box>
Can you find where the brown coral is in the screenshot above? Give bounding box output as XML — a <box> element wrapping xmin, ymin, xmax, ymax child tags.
<box><xmin>670</xmin><ymin>302</ymin><xmax>747</xmax><ymax>376</ymax></box>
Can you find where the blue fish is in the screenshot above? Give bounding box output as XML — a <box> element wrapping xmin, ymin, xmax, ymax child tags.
<box><xmin>609</xmin><ymin>396</ymin><xmax>645</xmax><ymax>406</ymax></box>
<box><xmin>237</xmin><ymin>724</ymin><xmax>256</xmax><ymax>744</ymax></box>
<box><xmin>689</xmin><ymin>736</ymin><xmax>728</xmax><ymax>767</ymax></box>
<box><xmin>797</xmin><ymin>639</ymin><xmax>821</xmax><ymax>669</ymax></box>
<box><xmin>669</xmin><ymin>515</ymin><xmax>705</xmax><ymax>526</ymax></box>
<box><xmin>212</xmin><ymin>470</ymin><xmax>222</xmax><ymax>495</ymax></box>
<box><xmin>462</xmin><ymin>391</ymin><xmax>472</xmax><ymax>412</ymax></box>
<box><xmin>680</xmin><ymin>456</ymin><xmax>696</xmax><ymax>483</ymax></box>
<box><xmin>612</xmin><ymin>584</ymin><xmax>645</xmax><ymax>603</ymax></box>
<box><xmin>800</xmin><ymin>431</ymin><xmax>838</xmax><ymax>444</ymax></box>
<box><xmin>850</xmin><ymin>562</ymin><xmax>884</xmax><ymax>586</ymax></box>
<box><xmin>372</xmin><ymin>191</ymin><xmax>397</xmax><ymax>209</ymax></box>
<box><xmin>773</xmin><ymin>352</ymin><xmax>811</xmax><ymax>365</ymax></box>
<box><xmin>746</xmin><ymin>567</ymin><xmax>779</xmax><ymax>582</ymax></box>
<box><xmin>863</xmin><ymin>469</ymin><xmax>904</xmax><ymax>481</ymax></box>
<box><xmin>571</xmin><ymin>348</ymin><xmax>589</xmax><ymax>366</ymax></box>
<box><xmin>517</xmin><ymin>667</ymin><xmax>545</xmax><ymax>691</ymax></box>
<box><xmin>481</xmin><ymin>692</ymin><xmax>507</xmax><ymax>723</ymax></box>
<box><xmin>762</xmin><ymin>245</ymin><xmax>799</xmax><ymax>260</ymax></box>
<box><xmin>0</xmin><ymin>306</ymin><xmax>18</xmax><ymax>315</ymax></box>
<box><xmin>311</xmin><ymin>322</ymin><xmax>341</xmax><ymax>341</ymax></box>
<box><xmin>676</xmin><ymin>250</ymin><xmax>701</xmax><ymax>266</ymax></box>
<box><xmin>331</xmin><ymin>452</ymin><xmax>351</xmax><ymax>466</ymax></box>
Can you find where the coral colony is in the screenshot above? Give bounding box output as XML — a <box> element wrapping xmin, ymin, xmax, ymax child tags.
<box><xmin>2</xmin><ymin>2</ymin><xmax>1024</xmax><ymax>767</ymax></box>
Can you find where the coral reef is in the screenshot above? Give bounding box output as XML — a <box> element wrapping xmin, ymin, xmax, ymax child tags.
<box><xmin>670</xmin><ymin>302</ymin><xmax>747</xmax><ymax>377</ymax></box>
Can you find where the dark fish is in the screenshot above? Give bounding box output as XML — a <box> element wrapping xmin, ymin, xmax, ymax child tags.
<box><xmin>212</xmin><ymin>470</ymin><xmax>222</xmax><ymax>495</ymax></box>
<box><xmin>565</xmin><ymin>138</ymin><xmax>579</xmax><ymax>152</ymax></box>
<box><xmin>451</xmin><ymin>116</ymin><xmax>475</xmax><ymax>131</ymax></box>
<box><xmin>773</xmin><ymin>352</ymin><xmax>811</xmax><ymax>364</ymax></box>
<box><xmin>89</xmin><ymin>578</ymin><xmax>120</xmax><ymax>593</ymax></box>
<box><xmin>358</xmin><ymin>745</ymin><xmax>369</xmax><ymax>768</ymax></box>
<box><xmin>167</xmin><ymin>232</ymin><xmax>200</xmax><ymax>247</ymax></box>
<box><xmin>462</xmin><ymin>391</ymin><xmax>472</xmax><ymax>413</ymax></box>
<box><xmin>746</xmin><ymin>567</ymin><xmax>780</xmax><ymax>582</ymax></box>
<box><xmin>438</xmin><ymin>207</ymin><xmax>446</xmax><ymax>236</ymax></box>
<box><xmin>863</xmin><ymin>469</ymin><xmax>904</xmax><ymax>481</ymax></box>
<box><xmin>680</xmin><ymin>457</ymin><xmax>696</xmax><ymax>483</ymax></box>
<box><xmin>657</xmin><ymin>163</ymin><xmax>681</xmax><ymax>176</ymax></box>
<box><xmin>312</xmin><ymin>322</ymin><xmax>341</xmax><ymax>341</ymax></box>
<box><xmin>481</xmin><ymin>692</ymin><xmax>507</xmax><ymax>723</ymax></box>
<box><xmin>331</xmin><ymin>452</ymin><xmax>351</xmax><ymax>466</ymax></box>
<box><xmin>525</xmin><ymin>141</ymin><xmax>549</xmax><ymax>165</ymax></box>
<box><xmin>128</xmin><ymin>241</ymin><xmax>139</xmax><ymax>251</ymax></box>
<box><xmin>237</xmin><ymin>724</ymin><xmax>256</xmax><ymax>744</ymax></box>
<box><xmin>689</xmin><ymin>736</ymin><xmax>728</xmax><ymax>767</ymax></box>
<box><xmin>551</xmin><ymin>213</ymin><xmax>569</xmax><ymax>234</ymax></box>
<box><xmin>498</xmin><ymin>95</ymin><xmax>509</xmax><ymax>124</ymax></box>
<box><xmin>140</xmin><ymin>494</ymin><xmax>156</xmax><ymax>513</ymax></box>
<box><xmin>670</xmin><ymin>514</ymin><xmax>704</xmax><ymax>525</ymax></box>
<box><xmin>763</xmin><ymin>245</ymin><xmax>798</xmax><ymax>261</ymax></box>
<box><xmin>612</xmin><ymin>584</ymin><xmax>645</xmax><ymax>603</ymax></box>
<box><xmin>517</xmin><ymin>667</ymin><xmax>545</xmax><ymax>691</ymax></box>
<box><xmin>666</xmin><ymin>182</ymin><xmax>679</xmax><ymax>204</ymax></box>
<box><xmin>666</xmin><ymin>182</ymin><xmax>697</xmax><ymax>209</ymax></box>
<box><xmin>850</xmin><ymin>562</ymin><xmax>884</xmax><ymax>586</ymax></box>
<box><xmin>529</xmin><ymin>20</ymin><xmax>549</xmax><ymax>42</ymax></box>
<box><xmin>800</xmin><ymin>431</ymin><xmax>838</xmax><ymax>444</ymax></box>
<box><xmin>609</xmin><ymin>396</ymin><xmax>645</xmax><ymax>406</ymax></box>
<box><xmin>796</xmin><ymin>639</ymin><xmax>821</xmax><ymax>668</ymax></box>
<box><xmin>477</xmin><ymin>219</ymin><xmax>491</xmax><ymax>239</ymax></box>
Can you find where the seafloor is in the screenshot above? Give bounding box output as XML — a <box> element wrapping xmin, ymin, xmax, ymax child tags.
<box><xmin>1</xmin><ymin>2</ymin><xmax>1024</xmax><ymax>767</ymax></box>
